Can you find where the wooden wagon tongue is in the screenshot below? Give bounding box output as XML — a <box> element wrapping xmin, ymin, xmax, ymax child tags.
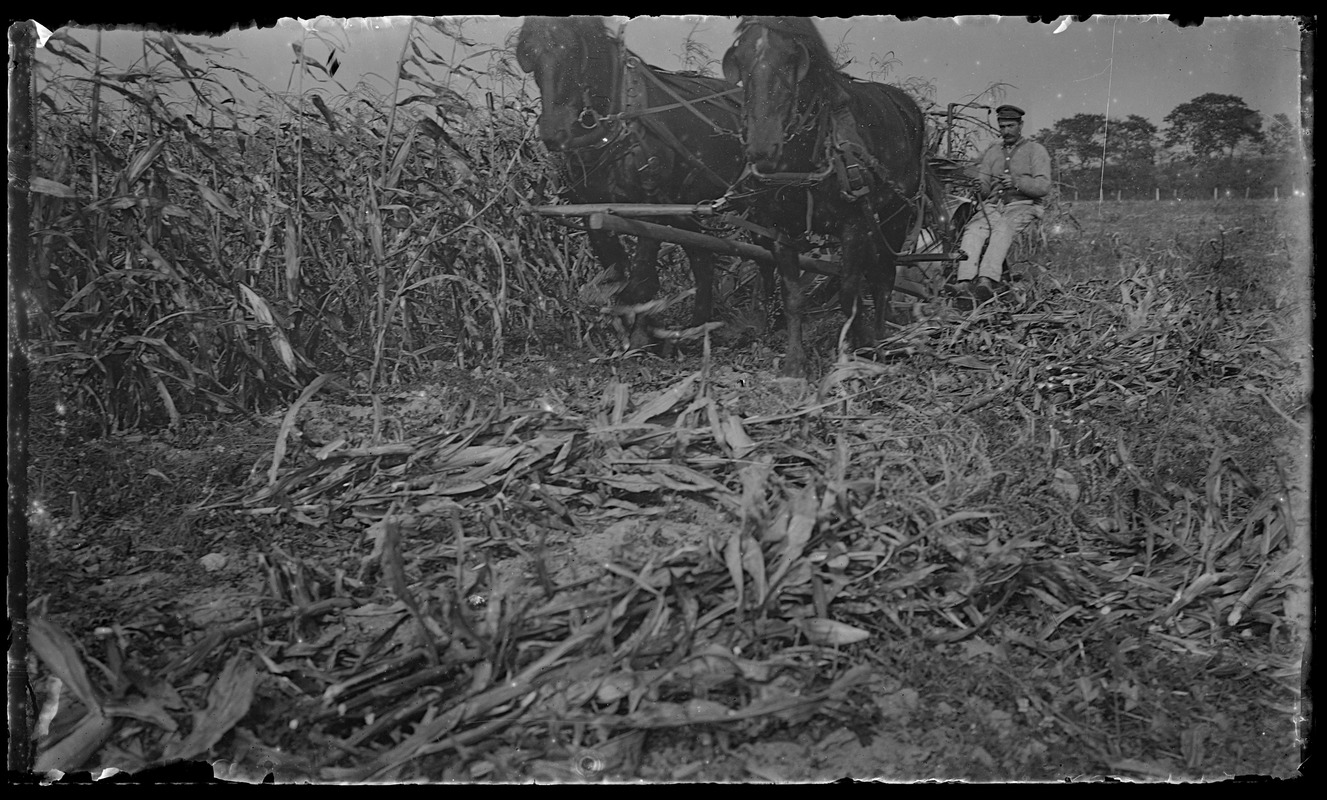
<box><xmin>533</xmin><ymin>206</ymin><xmax>931</xmax><ymax>301</ymax></box>
<box><xmin>531</xmin><ymin>201</ymin><xmax>954</xmax><ymax>301</ymax></box>
<box><xmin>533</xmin><ymin>203</ymin><xmax>720</xmax><ymax>218</ymax></box>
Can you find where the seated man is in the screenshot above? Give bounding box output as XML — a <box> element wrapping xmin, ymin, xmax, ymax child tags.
<box><xmin>955</xmin><ymin>104</ymin><xmax>1052</xmax><ymax>302</ymax></box>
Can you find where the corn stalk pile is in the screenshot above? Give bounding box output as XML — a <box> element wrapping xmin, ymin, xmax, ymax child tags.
<box><xmin>31</xmin><ymin>249</ymin><xmax>1283</xmax><ymax>780</ymax></box>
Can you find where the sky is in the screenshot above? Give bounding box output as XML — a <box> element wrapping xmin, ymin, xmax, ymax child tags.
<box><xmin>34</xmin><ymin>15</ymin><xmax>1306</xmax><ymax>140</ymax></box>
<box><xmin>616</xmin><ymin>15</ymin><xmax>1306</xmax><ymax>133</ymax></box>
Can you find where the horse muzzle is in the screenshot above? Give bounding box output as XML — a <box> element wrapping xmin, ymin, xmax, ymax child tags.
<box><xmin>538</xmin><ymin>110</ymin><xmax>613</xmax><ymax>152</ymax></box>
<box><xmin>537</xmin><ymin>107</ymin><xmax>582</xmax><ymax>150</ymax></box>
<box><xmin>745</xmin><ymin>135</ymin><xmax>788</xmax><ymax>175</ymax></box>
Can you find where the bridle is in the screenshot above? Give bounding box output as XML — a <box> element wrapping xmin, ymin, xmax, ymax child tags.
<box><xmin>524</xmin><ymin>19</ymin><xmax>744</xmax><ymax>156</ymax></box>
<box><xmin>747</xmin><ymin>102</ymin><xmax>834</xmax><ymax>185</ymax></box>
<box><xmin>725</xmin><ymin>28</ymin><xmax>833</xmax><ymax>185</ymax></box>
<box><xmin>555</xmin><ymin>34</ymin><xmax>629</xmax><ymax>152</ymax></box>
<box><xmin>725</xmin><ymin>21</ymin><xmax>931</xmax><ymax>245</ymax></box>
<box><xmin>524</xmin><ymin>23</ymin><xmax>744</xmax><ymax>198</ymax></box>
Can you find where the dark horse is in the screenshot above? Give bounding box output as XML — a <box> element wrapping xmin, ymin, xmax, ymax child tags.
<box><xmin>723</xmin><ymin>17</ymin><xmax>931</xmax><ymax>377</ymax></box>
<box><xmin>515</xmin><ymin>17</ymin><xmax>745</xmax><ymax>339</ymax></box>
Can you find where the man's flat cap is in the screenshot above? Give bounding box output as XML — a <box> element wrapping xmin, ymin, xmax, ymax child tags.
<box><xmin>996</xmin><ymin>104</ymin><xmax>1025</xmax><ymax>120</ymax></box>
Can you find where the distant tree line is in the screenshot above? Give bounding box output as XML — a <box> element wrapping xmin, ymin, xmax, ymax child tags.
<box><xmin>1032</xmin><ymin>93</ymin><xmax>1306</xmax><ymax>200</ymax></box>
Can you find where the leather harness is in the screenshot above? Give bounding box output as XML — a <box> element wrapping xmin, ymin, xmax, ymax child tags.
<box><xmin>564</xmin><ymin>42</ymin><xmax>740</xmax><ymax>197</ymax></box>
<box><xmin>555</xmin><ymin>27</ymin><xmax>932</xmax><ymax>254</ymax></box>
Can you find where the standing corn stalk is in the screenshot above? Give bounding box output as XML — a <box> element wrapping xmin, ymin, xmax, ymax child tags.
<box><xmin>9</xmin><ymin>18</ymin><xmax>37</xmax><ymax>774</ymax></box>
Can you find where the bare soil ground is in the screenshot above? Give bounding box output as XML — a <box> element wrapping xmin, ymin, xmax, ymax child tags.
<box><xmin>24</xmin><ymin>199</ymin><xmax>1309</xmax><ymax>783</ymax></box>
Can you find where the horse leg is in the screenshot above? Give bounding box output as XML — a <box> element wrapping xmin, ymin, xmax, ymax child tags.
<box><xmin>839</xmin><ymin>214</ymin><xmax>888</xmax><ymax>349</ymax></box>
<box><xmin>587</xmin><ymin>229</ymin><xmax>630</xmax><ymax>283</ymax></box>
<box><xmin>774</xmin><ymin>243</ymin><xmax>808</xmax><ymax>378</ymax></box>
<box><xmin>754</xmin><ymin>236</ymin><xmax>778</xmax><ymax>327</ymax></box>
<box><xmin>623</xmin><ymin>237</ymin><xmax>662</xmax><ymax>350</ymax></box>
<box><xmin>873</xmin><ymin>214</ymin><xmax>910</xmax><ymax>335</ymax></box>
<box><xmin>619</xmin><ymin>237</ymin><xmax>662</xmax><ymax>306</ymax></box>
<box><xmin>869</xmin><ymin>257</ymin><xmax>896</xmax><ymax>337</ymax></box>
<box><xmin>680</xmin><ymin>245</ymin><xmax>715</xmax><ymax>327</ymax></box>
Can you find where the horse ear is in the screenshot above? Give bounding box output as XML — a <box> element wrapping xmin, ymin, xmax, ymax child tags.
<box><xmin>794</xmin><ymin>42</ymin><xmax>810</xmax><ymax>83</ymax></box>
<box><xmin>721</xmin><ymin>46</ymin><xmax>741</xmax><ymax>85</ymax></box>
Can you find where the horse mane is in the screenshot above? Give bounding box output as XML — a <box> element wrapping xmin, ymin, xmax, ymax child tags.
<box><xmin>738</xmin><ymin>16</ymin><xmax>844</xmax><ymax>84</ymax></box>
<box><xmin>521</xmin><ymin>16</ymin><xmax>730</xmax><ymax>97</ymax></box>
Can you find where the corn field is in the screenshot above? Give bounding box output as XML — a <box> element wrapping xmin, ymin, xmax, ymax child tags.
<box><xmin>27</xmin><ymin>21</ymin><xmax>611</xmax><ymax>431</ymax></box>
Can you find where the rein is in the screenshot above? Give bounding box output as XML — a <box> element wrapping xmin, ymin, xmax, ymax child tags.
<box><xmin>616</xmin><ymin>59</ymin><xmax>740</xmax><ymax>134</ymax></box>
<box><xmin>605</xmin><ymin>85</ymin><xmax>742</xmax><ymax>124</ymax></box>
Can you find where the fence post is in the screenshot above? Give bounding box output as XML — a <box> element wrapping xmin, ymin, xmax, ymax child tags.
<box><xmin>1274</xmin><ymin>186</ymin><xmax>1280</xmax><ymax>201</ymax></box>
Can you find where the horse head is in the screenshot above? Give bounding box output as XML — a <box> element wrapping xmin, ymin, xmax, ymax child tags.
<box><xmin>723</xmin><ymin>17</ymin><xmax>814</xmax><ymax>173</ymax></box>
<box><xmin>515</xmin><ymin>16</ymin><xmax>620</xmax><ymax>151</ymax></box>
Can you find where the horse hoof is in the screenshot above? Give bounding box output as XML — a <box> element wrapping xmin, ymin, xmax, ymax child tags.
<box><xmin>972</xmin><ymin>278</ymin><xmax>997</xmax><ymax>303</ymax></box>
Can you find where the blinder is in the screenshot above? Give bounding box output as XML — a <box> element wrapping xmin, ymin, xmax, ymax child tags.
<box><xmin>516</xmin><ymin>44</ymin><xmax>535</xmax><ymax>74</ymax></box>
<box><xmin>791</xmin><ymin>42</ymin><xmax>811</xmax><ymax>83</ymax></box>
<box><xmin>721</xmin><ymin>46</ymin><xmax>741</xmax><ymax>86</ymax></box>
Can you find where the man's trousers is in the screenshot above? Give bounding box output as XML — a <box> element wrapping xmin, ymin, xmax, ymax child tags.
<box><xmin>956</xmin><ymin>200</ymin><xmax>1042</xmax><ymax>282</ymax></box>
